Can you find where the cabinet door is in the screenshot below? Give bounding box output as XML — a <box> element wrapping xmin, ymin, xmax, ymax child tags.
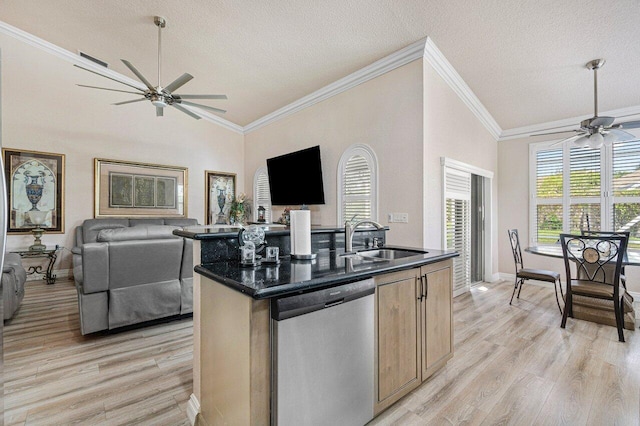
<box><xmin>375</xmin><ymin>270</ymin><xmax>421</xmax><ymax>413</ymax></box>
<box><xmin>421</xmin><ymin>262</ymin><xmax>453</xmax><ymax>380</ymax></box>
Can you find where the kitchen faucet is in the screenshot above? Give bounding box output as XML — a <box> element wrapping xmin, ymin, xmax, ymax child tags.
<box><xmin>345</xmin><ymin>218</ymin><xmax>384</xmax><ymax>252</ymax></box>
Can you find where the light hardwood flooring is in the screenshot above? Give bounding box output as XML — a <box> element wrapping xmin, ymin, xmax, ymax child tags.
<box><xmin>4</xmin><ymin>278</ymin><xmax>639</xmax><ymax>425</ymax></box>
<box><xmin>4</xmin><ymin>279</ymin><xmax>192</xmax><ymax>425</ymax></box>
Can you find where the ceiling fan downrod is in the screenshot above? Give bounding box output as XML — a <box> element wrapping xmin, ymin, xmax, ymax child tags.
<box><xmin>154</xmin><ymin>16</ymin><xmax>166</xmax><ymax>89</ymax></box>
<box><xmin>587</xmin><ymin>59</ymin><xmax>605</xmax><ymax>118</ymax></box>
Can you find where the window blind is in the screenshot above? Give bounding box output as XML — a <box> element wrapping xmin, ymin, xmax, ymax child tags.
<box><xmin>612</xmin><ymin>140</ymin><xmax>640</xmax><ymax>247</ymax></box>
<box><xmin>342</xmin><ymin>155</ymin><xmax>372</xmax><ymax>221</ymax></box>
<box><xmin>444</xmin><ymin>167</ymin><xmax>471</xmax><ymax>293</ymax></box>
<box><xmin>254</xmin><ymin>170</ymin><xmax>271</xmax><ymax>222</ymax></box>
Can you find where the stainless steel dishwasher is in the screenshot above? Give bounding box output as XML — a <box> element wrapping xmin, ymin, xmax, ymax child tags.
<box><xmin>271</xmin><ymin>278</ymin><xmax>375</xmax><ymax>426</ymax></box>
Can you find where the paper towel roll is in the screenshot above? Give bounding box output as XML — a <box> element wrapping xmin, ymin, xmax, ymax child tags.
<box><xmin>290</xmin><ymin>210</ymin><xmax>311</xmax><ymax>256</ymax></box>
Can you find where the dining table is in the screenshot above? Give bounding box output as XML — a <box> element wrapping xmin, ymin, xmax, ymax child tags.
<box><xmin>525</xmin><ymin>244</ymin><xmax>640</xmax><ymax>266</ymax></box>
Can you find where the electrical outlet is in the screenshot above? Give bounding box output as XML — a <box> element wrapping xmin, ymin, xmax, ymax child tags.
<box><xmin>389</xmin><ymin>213</ymin><xmax>409</xmax><ymax>223</ymax></box>
<box><xmin>387</xmin><ymin>213</ymin><xmax>394</xmax><ymax>222</ymax></box>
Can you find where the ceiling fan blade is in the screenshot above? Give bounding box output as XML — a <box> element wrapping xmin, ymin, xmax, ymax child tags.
<box><xmin>121</xmin><ymin>59</ymin><xmax>155</xmax><ymax>91</ymax></box>
<box><xmin>531</xmin><ymin>129</ymin><xmax>581</xmax><ymax>137</ymax></box>
<box><xmin>549</xmin><ymin>133</ymin><xmax>586</xmax><ymax>146</ymax></box>
<box><xmin>77</xmin><ymin>84</ymin><xmax>143</xmax><ymax>95</ymax></box>
<box><xmin>74</xmin><ymin>64</ymin><xmax>143</xmax><ymax>91</ymax></box>
<box><xmin>174</xmin><ymin>94</ymin><xmax>227</xmax><ymax>100</ymax></box>
<box><xmin>616</xmin><ymin>120</ymin><xmax>640</xmax><ymax>130</ymax></box>
<box><xmin>608</xmin><ymin>129</ymin><xmax>636</xmax><ymax>141</ymax></box>
<box><xmin>178</xmin><ymin>100</ymin><xmax>226</xmax><ymax>114</ymax></box>
<box><xmin>113</xmin><ymin>98</ymin><xmax>147</xmax><ymax>106</ymax></box>
<box><xmin>164</xmin><ymin>73</ymin><xmax>194</xmax><ymax>93</ymax></box>
<box><xmin>156</xmin><ymin>106</ymin><xmax>164</xmax><ymax>117</ymax></box>
<box><xmin>589</xmin><ymin>116</ymin><xmax>615</xmax><ymax>127</ymax></box>
<box><xmin>172</xmin><ymin>103</ymin><xmax>201</xmax><ymax>120</ymax></box>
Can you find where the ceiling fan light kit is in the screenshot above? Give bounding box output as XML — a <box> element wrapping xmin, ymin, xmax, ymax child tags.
<box><xmin>532</xmin><ymin>59</ymin><xmax>640</xmax><ymax>148</ymax></box>
<box><xmin>76</xmin><ymin>16</ymin><xmax>227</xmax><ymax>119</ymax></box>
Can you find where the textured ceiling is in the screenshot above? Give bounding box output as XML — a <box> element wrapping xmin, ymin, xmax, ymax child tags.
<box><xmin>2</xmin><ymin>0</ymin><xmax>640</xmax><ymax>130</ymax></box>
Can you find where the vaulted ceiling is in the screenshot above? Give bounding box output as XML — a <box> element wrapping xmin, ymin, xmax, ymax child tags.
<box><xmin>2</xmin><ymin>0</ymin><xmax>639</xmax><ymax>133</ymax></box>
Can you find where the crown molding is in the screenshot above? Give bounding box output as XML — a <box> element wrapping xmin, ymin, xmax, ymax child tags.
<box><xmin>499</xmin><ymin>105</ymin><xmax>640</xmax><ymax>141</ymax></box>
<box><xmin>244</xmin><ymin>38</ymin><xmax>428</xmax><ymax>134</ymax></box>
<box><xmin>423</xmin><ymin>38</ymin><xmax>502</xmax><ymax>140</ymax></box>
<box><xmin>0</xmin><ymin>20</ymin><xmax>244</xmax><ymax>135</ymax></box>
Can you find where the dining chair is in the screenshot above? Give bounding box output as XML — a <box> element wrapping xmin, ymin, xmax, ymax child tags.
<box><xmin>560</xmin><ymin>233</ymin><xmax>628</xmax><ymax>342</ymax></box>
<box><xmin>507</xmin><ymin>229</ymin><xmax>563</xmax><ymax>314</ymax></box>
<box><xmin>581</xmin><ymin>230</ymin><xmax>629</xmax><ymax>291</ymax></box>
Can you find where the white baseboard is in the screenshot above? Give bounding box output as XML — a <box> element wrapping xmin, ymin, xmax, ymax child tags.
<box><xmin>187</xmin><ymin>393</ymin><xmax>200</xmax><ymax>425</ymax></box>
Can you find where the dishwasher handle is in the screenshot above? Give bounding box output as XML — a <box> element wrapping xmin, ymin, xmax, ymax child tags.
<box><xmin>272</xmin><ymin>278</ymin><xmax>375</xmax><ymax>321</ymax></box>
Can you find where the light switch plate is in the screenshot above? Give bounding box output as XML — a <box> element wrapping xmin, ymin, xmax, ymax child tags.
<box><xmin>389</xmin><ymin>212</ymin><xmax>408</xmax><ymax>223</ymax></box>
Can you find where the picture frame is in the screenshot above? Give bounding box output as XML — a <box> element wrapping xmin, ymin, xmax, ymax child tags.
<box><xmin>3</xmin><ymin>148</ymin><xmax>65</xmax><ymax>234</ymax></box>
<box><xmin>95</xmin><ymin>158</ymin><xmax>187</xmax><ymax>218</ymax></box>
<box><xmin>205</xmin><ymin>171</ymin><xmax>236</xmax><ymax>225</ymax></box>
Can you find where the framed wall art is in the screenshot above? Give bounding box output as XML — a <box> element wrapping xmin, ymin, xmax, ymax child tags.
<box><xmin>205</xmin><ymin>171</ymin><xmax>236</xmax><ymax>225</ymax></box>
<box><xmin>3</xmin><ymin>148</ymin><xmax>65</xmax><ymax>234</ymax></box>
<box><xmin>95</xmin><ymin>158</ymin><xmax>187</xmax><ymax>218</ymax></box>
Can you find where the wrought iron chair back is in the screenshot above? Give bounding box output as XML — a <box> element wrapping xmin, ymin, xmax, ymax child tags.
<box><xmin>507</xmin><ymin>229</ymin><xmax>524</xmax><ymax>272</ymax></box>
<box><xmin>559</xmin><ymin>233</ymin><xmax>628</xmax><ymax>342</ymax></box>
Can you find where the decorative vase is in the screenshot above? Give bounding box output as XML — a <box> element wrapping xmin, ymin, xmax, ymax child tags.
<box><xmin>215</xmin><ymin>188</ymin><xmax>228</xmax><ymax>224</ymax></box>
<box><xmin>25</xmin><ymin>174</ymin><xmax>44</xmax><ymax>211</ymax></box>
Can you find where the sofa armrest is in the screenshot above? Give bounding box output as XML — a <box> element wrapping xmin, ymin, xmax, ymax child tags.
<box><xmin>80</xmin><ymin>243</ymin><xmax>109</xmax><ymax>293</ymax></box>
<box><xmin>71</xmin><ymin>246</ymin><xmax>82</xmax><ymax>255</ymax></box>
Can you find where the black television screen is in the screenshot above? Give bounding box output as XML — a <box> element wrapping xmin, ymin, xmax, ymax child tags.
<box><xmin>267</xmin><ymin>146</ymin><xmax>325</xmax><ymax>206</ymax></box>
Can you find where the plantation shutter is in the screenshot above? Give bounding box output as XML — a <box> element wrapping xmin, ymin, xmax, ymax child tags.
<box><xmin>342</xmin><ymin>155</ymin><xmax>372</xmax><ymax>221</ymax></box>
<box><xmin>254</xmin><ymin>168</ymin><xmax>272</xmax><ymax>222</ymax></box>
<box><xmin>534</xmin><ymin>148</ymin><xmax>563</xmax><ymax>243</ymax></box>
<box><xmin>444</xmin><ymin>167</ymin><xmax>471</xmax><ymax>293</ymax></box>
<box><xmin>569</xmin><ymin>146</ymin><xmax>601</xmax><ymax>233</ymax></box>
<box><xmin>611</xmin><ymin>140</ymin><xmax>640</xmax><ymax>248</ymax></box>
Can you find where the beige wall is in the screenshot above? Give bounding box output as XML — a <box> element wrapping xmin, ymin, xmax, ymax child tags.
<box><xmin>1</xmin><ymin>34</ymin><xmax>244</xmax><ymax>272</ymax></box>
<box><xmin>244</xmin><ymin>60</ymin><xmax>425</xmax><ymax>248</ymax></box>
<box><xmin>423</xmin><ymin>61</ymin><xmax>499</xmax><ymax>277</ymax></box>
<box><xmin>497</xmin><ymin>137</ymin><xmax>640</xmax><ymax>293</ymax></box>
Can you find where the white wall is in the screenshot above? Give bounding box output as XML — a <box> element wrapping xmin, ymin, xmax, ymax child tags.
<box><xmin>244</xmin><ymin>60</ymin><xmax>425</xmax><ymax>248</ymax></box>
<box><xmin>422</xmin><ymin>60</ymin><xmax>499</xmax><ymax>277</ymax></box>
<box><xmin>1</xmin><ymin>34</ymin><xmax>244</xmax><ymax>272</ymax></box>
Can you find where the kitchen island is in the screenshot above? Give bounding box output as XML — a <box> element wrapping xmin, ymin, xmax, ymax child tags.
<box><xmin>177</xmin><ymin>226</ymin><xmax>458</xmax><ymax>425</ymax></box>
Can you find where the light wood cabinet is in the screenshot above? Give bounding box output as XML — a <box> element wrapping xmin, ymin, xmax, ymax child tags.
<box><xmin>420</xmin><ymin>261</ymin><xmax>453</xmax><ymax>380</ymax></box>
<box><xmin>374</xmin><ymin>269</ymin><xmax>421</xmax><ymax>414</ymax></box>
<box><xmin>374</xmin><ymin>259</ymin><xmax>453</xmax><ymax>415</ymax></box>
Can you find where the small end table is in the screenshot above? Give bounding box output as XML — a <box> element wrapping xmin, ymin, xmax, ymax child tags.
<box><xmin>11</xmin><ymin>245</ymin><xmax>62</xmax><ymax>285</ymax></box>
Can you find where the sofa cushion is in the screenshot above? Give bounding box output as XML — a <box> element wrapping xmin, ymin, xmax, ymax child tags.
<box><xmin>97</xmin><ymin>225</ymin><xmax>179</xmax><ymax>242</ymax></box>
<box><xmin>82</xmin><ymin>219</ymin><xmax>129</xmax><ymax>243</ymax></box>
<box><xmin>130</xmin><ymin>218</ymin><xmax>165</xmax><ymax>227</ymax></box>
<box><xmin>164</xmin><ymin>218</ymin><xmax>199</xmax><ymax>227</ymax></box>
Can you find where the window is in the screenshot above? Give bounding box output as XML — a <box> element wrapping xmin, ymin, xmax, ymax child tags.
<box><xmin>530</xmin><ymin>139</ymin><xmax>640</xmax><ymax>248</ymax></box>
<box><xmin>444</xmin><ymin>167</ymin><xmax>471</xmax><ymax>293</ymax></box>
<box><xmin>253</xmin><ymin>166</ymin><xmax>271</xmax><ymax>223</ymax></box>
<box><xmin>337</xmin><ymin>144</ymin><xmax>378</xmax><ymax>224</ymax></box>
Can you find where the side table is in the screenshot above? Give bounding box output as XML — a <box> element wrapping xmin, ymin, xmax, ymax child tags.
<box><xmin>10</xmin><ymin>245</ymin><xmax>62</xmax><ymax>285</ymax></box>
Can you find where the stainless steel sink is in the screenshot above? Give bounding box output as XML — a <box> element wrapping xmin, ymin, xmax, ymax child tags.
<box><xmin>357</xmin><ymin>248</ymin><xmax>427</xmax><ymax>260</ymax></box>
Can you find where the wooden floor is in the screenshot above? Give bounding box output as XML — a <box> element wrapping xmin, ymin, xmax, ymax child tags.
<box><xmin>4</xmin><ymin>279</ymin><xmax>193</xmax><ymax>425</ymax></box>
<box><xmin>4</xmin><ymin>278</ymin><xmax>639</xmax><ymax>425</ymax></box>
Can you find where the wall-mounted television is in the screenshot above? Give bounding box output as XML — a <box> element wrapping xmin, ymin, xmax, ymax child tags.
<box><xmin>267</xmin><ymin>145</ymin><xmax>325</xmax><ymax>206</ymax></box>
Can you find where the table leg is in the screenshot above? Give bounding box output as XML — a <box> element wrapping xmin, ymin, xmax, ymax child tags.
<box><xmin>45</xmin><ymin>251</ymin><xmax>58</xmax><ymax>285</ymax></box>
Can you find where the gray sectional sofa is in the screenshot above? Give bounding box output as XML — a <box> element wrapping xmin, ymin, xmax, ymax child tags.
<box><xmin>3</xmin><ymin>253</ymin><xmax>27</xmax><ymax>320</ymax></box>
<box><xmin>72</xmin><ymin>217</ymin><xmax>198</xmax><ymax>335</ymax></box>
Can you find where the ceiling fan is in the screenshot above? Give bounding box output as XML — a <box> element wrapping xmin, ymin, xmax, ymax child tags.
<box><xmin>533</xmin><ymin>59</ymin><xmax>640</xmax><ymax>148</ymax></box>
<box><xmin>75</xmin><ymin>16</ymin><xmax>226</xmax><ymax>120</ymax></box>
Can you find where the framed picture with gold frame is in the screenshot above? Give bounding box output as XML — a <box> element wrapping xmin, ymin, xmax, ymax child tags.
<box><xmin>205</xmin><ymin>171</ymin><xmax>236</xmax><ymax>225</ymax></box>
<box><xmin>2</xmin><ymin>148</ymin><xmax>65</xmax><ymax>234</ymax></box>
<box><xmin>95</xmin><ymin>158</ymin><xmax>188</xmax><ymax>218</ymax></box>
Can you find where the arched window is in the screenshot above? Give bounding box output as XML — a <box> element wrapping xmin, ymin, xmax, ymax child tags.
<box><xmin>337</xmin><ymin>144</ymin><xmax>378</xmax><ymax>225</ymax></box>
<box><xmin>253</xmin><ymin>166</ymin><xmax>272</xmax><ymax>223</ymax></box>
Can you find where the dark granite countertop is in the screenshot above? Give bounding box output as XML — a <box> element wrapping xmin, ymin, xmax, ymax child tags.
<box><xmin>175</xmin><ymin>225</ymin><xmax>389</xmax><ymax>240</ymax></box>
<box><xmin>194</xmin><ymin>246</ymin><xmax>458</xmax><ymax>299</ymax></box>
